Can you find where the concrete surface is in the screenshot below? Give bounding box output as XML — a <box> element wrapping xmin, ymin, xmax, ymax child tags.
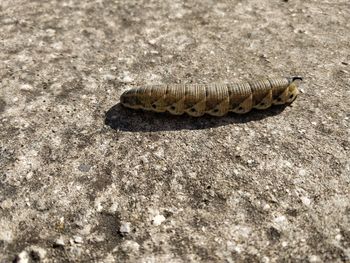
<box><xmin>1</xmin><ymin>0</ymin><xmax>349</xmax><ymax>262</ymax></box>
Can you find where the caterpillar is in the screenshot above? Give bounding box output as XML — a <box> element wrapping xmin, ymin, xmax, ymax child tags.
<box><xmin>120</xmin><ymin>77</ymin><xmax>302</xmax><ymax>117</ymax></box>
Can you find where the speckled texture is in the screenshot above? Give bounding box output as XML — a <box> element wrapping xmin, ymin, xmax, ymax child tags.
<box><xmin>1</xmin><ymin>0</ymin><xmax>349</xmax><ymax>262</ymax></box>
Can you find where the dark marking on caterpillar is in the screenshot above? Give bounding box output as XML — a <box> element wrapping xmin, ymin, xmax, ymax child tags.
<box><xmin>120</xmin><ymin>77</ymin><xmax>302</xmax><ymax>117</ymax></box>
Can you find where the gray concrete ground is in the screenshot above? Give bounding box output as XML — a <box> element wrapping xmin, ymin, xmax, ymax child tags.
<box><xmin>1</xmin><ymin>0</ymin><xmax>349</xmax><ymax>262</ymax></box>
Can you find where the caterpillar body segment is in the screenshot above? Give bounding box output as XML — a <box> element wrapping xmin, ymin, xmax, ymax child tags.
<box><xmin>120</xmin><ymin>77</ymin><xmax>302</xmax><ymax>117</ymax></box>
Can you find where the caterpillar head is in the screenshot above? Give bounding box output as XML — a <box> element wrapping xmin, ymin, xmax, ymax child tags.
<box><xmin>286</xmin><ymin>83</ymin><xmax>299</xmax><ymax>103</ymax></box>
<box><xmin>272</xmin><ymin>77</ymin><xmax>302</xmax><ymax>105</ymax></box>
<box><xmin>286</xmin><ymin>76</ymin><xmax>302</xmax><ymax>103</ymax></box>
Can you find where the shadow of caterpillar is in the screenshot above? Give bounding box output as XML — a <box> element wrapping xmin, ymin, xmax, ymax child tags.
<box><xmin>120</xmin><ymin>76</ymin><xmax>302</xmax><ymax>117</ymax></box>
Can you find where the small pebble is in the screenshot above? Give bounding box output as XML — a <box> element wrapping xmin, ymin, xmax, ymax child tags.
<box><xmin>91</xmin><ymin>234</ymin><xmax>105</xmax><ymax>242</ymax></box>
<box><xmin>45</xmin><ymin>28</ymin><xmax>56</xmax><ymax>36</ymax></box>
<box><xmin>247</xmin><ymin>159</ymin><xmax>254</xmax><ymax>165</ymax></box>
<box><xmin>152</xmin><ymin>214</ymin><xmax>166</xmax><ymax>226</ymax></box>
<box><xmin>309</xmin><ymin>255</ymin><xmax>321</xmax><ymax>263</ymax></box>
<box><xmin>119</xmin><ymin>222</ymin><xmax>131</xmax><ymax>235</ymax></box>
<box><xmin>73</xmin><ymin>236</ymin><xmax>83</xmax><ymax>244</ymax></box>
<box><xmin>273</xmin><ymin>215</ymin><xmax>288</xmax><ymax>229</ymax></box>
<box><xmin>263</xmin><ymin>204</ymin><xmax>271</xmax><ymax>211</ymax></box>
<box><xmin>103</xmin><ymin>74</ymin><xmax>116</xmax><ymax>81</ymax></box>
<box><xmin>15</xmin><ymin>251</ymin><xmax>29</xmax><ymax>263</ymax></box>
<box><xmin>300</xmin><ymin>196</ymin><xmax>312</xmax><ymax>206</ymax></box>
<box><xmin>298</xmin><ymin>169</ymin><xmax>307</xmax><ymax>176</ymax></box>
<box><xmin>53</xmin><ymin>237</ymin><xmax>65</xmax><ymax>247</ymax></box>
<box><xmin>19</xmin><ymin>84</ymin><xmax>33</xmax><ymax>91</ymax></box>
<box><xmin>148</xmin><ymin>39</ymin><xmax>157</xmax><ymax>45</ymax></box>
<box><xmin>335</xmin><ymin>234</ymin><xmax>342</xmax><ymax>241</ymax></box>
<box><xmin>25</xmin><ymin>172</ymin><xmax>33</xmax><ymax>180</ymax></box>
